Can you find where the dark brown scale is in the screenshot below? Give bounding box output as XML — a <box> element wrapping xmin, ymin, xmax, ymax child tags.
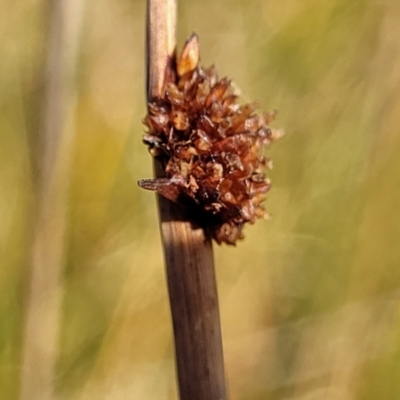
<box><xmin>138</xmin><ymin>33</ymin><xmax>281</xmax><ymax>245</ymax></box>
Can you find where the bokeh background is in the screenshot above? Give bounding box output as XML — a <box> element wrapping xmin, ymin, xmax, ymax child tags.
<box><xmin>2</xmin><ymin>0</ymin><xmax>400</xmax><ymax>399</ymax></box>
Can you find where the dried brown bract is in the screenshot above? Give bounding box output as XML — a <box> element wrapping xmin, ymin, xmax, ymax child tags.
<box><xmin>139</xmin><ymin>33</ymin><xmax>282</xmax><ymax>245</ymax></box>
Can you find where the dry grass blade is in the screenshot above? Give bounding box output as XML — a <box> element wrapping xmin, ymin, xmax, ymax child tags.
<box><xmin>19</xmin><ymin>1</ymin><xmax>83</xmax><ymax>399</ymax></box>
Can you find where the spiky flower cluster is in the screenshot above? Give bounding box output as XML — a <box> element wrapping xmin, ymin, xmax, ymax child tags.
<box><xmin>139</xmin><ymin>34</ymin><xmax>281</xmax><ymax>245</ymax></box>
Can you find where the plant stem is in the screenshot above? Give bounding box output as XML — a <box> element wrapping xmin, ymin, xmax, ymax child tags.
<box><xmin>19</xmin><ymin>1</ymin><xmax>83</xmax><ymax>399</ymax></box>
<box><xmin>146</xmin><ymin>1</ymin><xmax>228</xmax><ymax>399</ymax></box>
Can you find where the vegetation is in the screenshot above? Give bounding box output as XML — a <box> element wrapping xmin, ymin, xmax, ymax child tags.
<box><xmin>1</xmin><ymin>0</ymin><xmax>400</xmax><ymax>398</ymax></box>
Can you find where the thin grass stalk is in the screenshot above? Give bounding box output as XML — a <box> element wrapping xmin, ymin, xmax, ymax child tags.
<box><xmin>19</xmin><ymin>1</ymin><xmax>83</xmax><ymax>399</ymax></box>
<box><xmin>146</xmin><ymin>1</ymin><xmax>227</xmax><ymax>399</ymax></box>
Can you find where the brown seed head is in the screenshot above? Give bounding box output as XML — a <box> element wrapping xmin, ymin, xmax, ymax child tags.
<box><xmin>139</xmin><ymin>34</ymin><xmax>282</xmax><ymax>245</ymax></box>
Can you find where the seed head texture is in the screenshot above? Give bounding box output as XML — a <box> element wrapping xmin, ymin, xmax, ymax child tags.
<box><xmin>139</xmin><ymin>33</ymin><xmax>282</xmax><ymax>245</ymax></box>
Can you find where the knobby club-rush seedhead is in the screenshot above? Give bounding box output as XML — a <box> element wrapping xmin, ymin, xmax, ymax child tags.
<box><xmin>138</xmin><ymin>33</ymin><xmax>283</xmax><ymax>245</ymax></box>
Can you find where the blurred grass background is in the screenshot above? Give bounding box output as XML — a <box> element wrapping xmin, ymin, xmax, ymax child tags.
<box><xmin>1</xmin><ymin>0</ymin><xmax>400</xmax><ymax>399</ymax></box>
